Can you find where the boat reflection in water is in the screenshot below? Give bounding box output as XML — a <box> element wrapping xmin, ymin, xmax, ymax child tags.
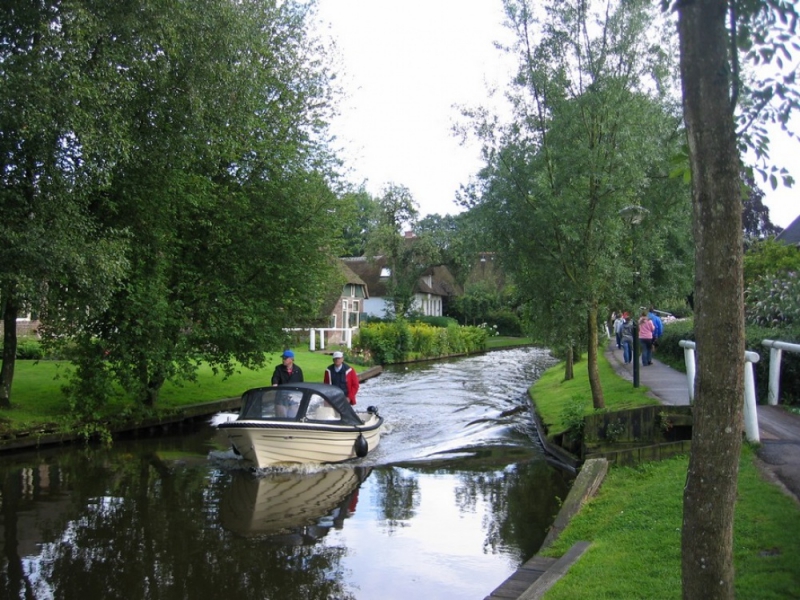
<box><xmin>220</xmin><ymin>466</ymin><xmax>371</xmax><ymax>544</ymax></box>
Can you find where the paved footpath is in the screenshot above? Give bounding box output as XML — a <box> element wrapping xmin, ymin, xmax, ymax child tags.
<box><xmin>606</xmin><ymin>341</ymin><xmax>800</xmax><ymax>504</ymax></box>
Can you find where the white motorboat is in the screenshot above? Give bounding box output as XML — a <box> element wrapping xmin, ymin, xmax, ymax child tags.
<box><xmin>216</xmin><ymin>383</ymin><xmax>383</xmax><ymax>468</ymax></box>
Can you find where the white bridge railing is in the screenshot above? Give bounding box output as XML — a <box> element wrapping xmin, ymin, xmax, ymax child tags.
<box><xmin>762</xmin><ymin>339</ymin><xmax>800</xmax><ymax>406</ymax></box>
<box><xmin>679</xmin><ymin>340</ymin><xmax>761</xmax><ymax>443</ymax></box>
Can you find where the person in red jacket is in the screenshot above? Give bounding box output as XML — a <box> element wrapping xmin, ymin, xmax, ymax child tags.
<box><xmin>323</xmin><ymin>351</ymin><xmax>359</xmax><ymax>405</ymax></box>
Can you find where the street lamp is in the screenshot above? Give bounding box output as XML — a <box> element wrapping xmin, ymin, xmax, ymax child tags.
<box><xmin>619</xmin><ymin>205</ymin><xmax>649</xmax><ymax>388</ymax></box>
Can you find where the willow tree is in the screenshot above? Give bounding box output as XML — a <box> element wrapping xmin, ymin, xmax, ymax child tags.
<box><xmin>465</xmin><ymin>0</ymin><xmax>692</xmax><ymax>406</ymax></box>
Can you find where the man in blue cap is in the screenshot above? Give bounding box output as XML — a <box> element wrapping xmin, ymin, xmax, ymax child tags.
<box><xmin>271</xmin><ymin>349</ymin><xmax>304</xmax><ymax>386</ymax></box>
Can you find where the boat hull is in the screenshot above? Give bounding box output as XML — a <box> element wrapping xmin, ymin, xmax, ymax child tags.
<box><xmin>220</xmin><ymin>413</ymin><xmax>383</xmax><ymax>468</ymax></box>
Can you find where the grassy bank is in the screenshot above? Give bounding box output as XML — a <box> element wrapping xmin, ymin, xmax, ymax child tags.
<box><xmin>485</xmin><ymin>336</ymin><xmax>536</xmax><ymax>349</ymax></box>
<box><xmin>531</xmin><ymin>356</ymin><xmax>800</xmax><ymax>599</ymax></box>
<box><xmin>0</xmin><ymin>348</ymin><xmax>337</xmax><ymax>437</ymax></box>
<box><xmin>531</xmin><ymin>353</ymin><xmax>658</xmax><ymax>435</ymax></box>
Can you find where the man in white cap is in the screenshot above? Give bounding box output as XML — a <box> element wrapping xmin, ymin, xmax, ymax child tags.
<box><xmin>323</xmin><ymin>351</ymin><xmax>359</xmax><ymax>405</ymax></box>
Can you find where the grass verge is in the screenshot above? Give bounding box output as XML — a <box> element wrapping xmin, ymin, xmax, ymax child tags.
<box><xmin>531</xmin><ymin>352</ymin><xmax>659</xmax><ymax>436</ymax></box>
<box><xmin>540</xmin><ymin>447</ymin><xmax>800</xmax><ymax>599</ymax></box>
<box><xmin>531</xmin><ymin>349</ymin><xmax>800</xmax><ymax>599</ymax></box>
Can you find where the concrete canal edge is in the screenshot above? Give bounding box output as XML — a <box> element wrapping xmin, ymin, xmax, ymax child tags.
<box><xmin>0</xmin><ymin>366</ymin><xmax>384</xmax><ymax>454</ymax></box>
<box><xmin>485</xmin><ymin>458</ymin><xmax>606</xmax><ymax>599</ymax></box>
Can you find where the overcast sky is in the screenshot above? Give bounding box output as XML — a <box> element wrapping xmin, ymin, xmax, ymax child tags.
<box><xmin>315</xmin><ymin>0</ymin><xmax>799</xmax><ymax>229</ymax></box>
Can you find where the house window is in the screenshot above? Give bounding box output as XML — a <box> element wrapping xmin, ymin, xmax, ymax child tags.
<box><xmin>329</xmin><ymin>314</ymin><xmax>337</xmax><ymax>328</ymax></box>
<box><xmin>349</xmin><ymin>301</ymin><xmax>360</xmax><ymax>327</ymax></box>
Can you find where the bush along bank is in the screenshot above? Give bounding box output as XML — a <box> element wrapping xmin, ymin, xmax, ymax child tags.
<box><xmin>352</xmin><ymin>320</ymin><xmax>488</xmax><ymax>365</ymax></box>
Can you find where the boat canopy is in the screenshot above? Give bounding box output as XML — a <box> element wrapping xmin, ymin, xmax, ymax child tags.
<box><xmin>237</xmin><ymin>383</ymin><xmax>364</xmax><ymax>426</ymax></box>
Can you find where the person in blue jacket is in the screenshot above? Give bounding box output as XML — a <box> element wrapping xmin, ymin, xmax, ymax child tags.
<box><xmin>648</xmin><ymin>307</ymin><xmax>664</xmax><ymax>344</ymax></box>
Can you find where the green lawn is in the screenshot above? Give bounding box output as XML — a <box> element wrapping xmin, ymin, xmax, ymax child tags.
<box><xmin>541</xmin><ymin>447</ymin><xmax>800</xmax><ymax>599</ymax></box>
<box><xmin>531</xmin><ymin>353</ymin><xmax>658</xmax><ymax>435</ymax></box>
<box><xmin>0</xmin><ymin>347</ymin><xmax>345</xmax><ymax>435</ymax></box>
<box><xmin>532</xmin><ymin>354</ymin><xmax>800</xmax><ymax>599</ymax></box>
<box><xmin>485</xmin><ymin>336</ymin><xmax>536</xmax><ymax>349</ymax></box>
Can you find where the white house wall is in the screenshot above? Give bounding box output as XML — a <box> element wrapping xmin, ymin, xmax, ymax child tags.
<box><xmin>363</xmin><ymin>297</ymin><xmax>389</xmax><ymax>318</ymax></box>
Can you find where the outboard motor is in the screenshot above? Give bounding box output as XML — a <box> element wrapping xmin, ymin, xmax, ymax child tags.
<box><xmin>354</xmin><ymin>433</ymin><xmax>369</xmax><ymax>458</ymax></box>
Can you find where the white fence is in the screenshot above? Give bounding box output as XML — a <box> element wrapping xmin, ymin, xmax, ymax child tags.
<box><xmin>309</xmin><ymin>328</ymin><xmax>355</xmax><ymax>351</ymax></box>
<box><xmin>762</xmin><ymin>339</ymin><xmax>800</xmax><ymax>406</ymax></box>
<box><xmin>678</xmin><ymin>340</ymin><xmax>761</xmax><ymax>443</ymax></box>
<box><xmin>284</xmin><ymin>327</ymin><xmax>357</xmax><ymax>351</ymax></box>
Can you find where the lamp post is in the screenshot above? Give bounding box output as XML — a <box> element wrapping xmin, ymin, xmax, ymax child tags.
<box><xmin>619</xmin><ymin>205</ymin><xmax>649</xmax><ymax>388</ymax></box>
<box><xmin>632</xmin><ymin>316</ymin><xmax>640</xmax><ymax>388</ymax></box>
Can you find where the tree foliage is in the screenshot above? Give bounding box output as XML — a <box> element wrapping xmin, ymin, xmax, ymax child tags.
<box><xmin>464</xmin><ymin>0</ymin><xmax>692</xmax><ymax>405</ymax></box>
<box><xmin>339</xmin><ymin>187</ymin><xmax>380</xmax><ymax>257</ymax></box>
<box><xmin>2</xmin><ymin>0</ymin><xmax>344</xmax><ymax>411</ymax></box>
<box><xmin>0</xmin><ymin>0</ymin><xmax>134</xmax><ymax>407</ymax></box>
<box><xmin>365</xmin><ymin>184</ymin><xmax>440</xmax><ymax>318</ymax></box>
<box><xmin>741</xmin><ymin>170</ymin><xmax>781</xmax><ymax>245</ymax></box>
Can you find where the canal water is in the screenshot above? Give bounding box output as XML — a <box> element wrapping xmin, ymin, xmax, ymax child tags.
<box><xmin>0</xmin><ymin>347</ymin><xmax>573</xmax><ymax>600</ymax></box>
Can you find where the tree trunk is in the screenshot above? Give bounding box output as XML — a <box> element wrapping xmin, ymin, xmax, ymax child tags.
<box><xmin>587</xmin><ymin>306</ymin><xmax>605</xmax><ymax>409</ymax></box>
<box><xmin>564</xmin><ymin>345</ymin><xmax>574</xmax><ymax>381</ymax></box>
<box><xmin>678</xmin><ymin>2</ymin><xmax>745</xmax><ymax>598</ymax></box>
<box><xmin>0</xmin><ymin>293</ymin><xmax>19</xmax><ymax>409</ymax></box>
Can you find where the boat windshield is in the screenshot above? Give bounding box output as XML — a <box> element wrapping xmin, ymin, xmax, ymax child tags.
<box><xmin>240</xmin><ymin>388</ymin><xmax>304</xmax><ymax>420</ymax></box>
<box><xmin>307</xmin><ymin>393</ymin><xmax>342</xmax><ymax>421</ymax></box>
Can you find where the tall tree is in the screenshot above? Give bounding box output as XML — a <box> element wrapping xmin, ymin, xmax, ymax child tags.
<box><xmin>339</xmin><ymin>187</ymin><xmax>380</xmax><ymax>257</ymax></box>
<box><xmin>0</xmin><ymin>1</ymin><xmax>131</xmax><ymax>408</ymax></box>
<box><xmin>675</xmin><ymin>0</ymin><xmax>799</xmax><ymax>596</ymax></box>
<box><xmin>27</xmin><ymin>0</ymin><xmax>344</xmax><ymax>411</ymax></box>
<box><xmin>465</xmin><ymin>0</ymin><xmax>692</xmax><ymax>405</ymax></box>
<box><xmin>365</xmin><ymin>184</ymin><xmax>440</xmax><ymax>317</ymax></box>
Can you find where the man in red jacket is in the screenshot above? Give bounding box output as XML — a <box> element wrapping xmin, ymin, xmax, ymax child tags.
<box><xmin>323</xmin><ymin>351</ymin><xmax>359</xmax><ymax>405</ymax></box>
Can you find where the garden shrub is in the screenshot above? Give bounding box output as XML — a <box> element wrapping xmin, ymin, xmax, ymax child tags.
<box><xmin>17</xmin><ymin>339</ymin><xmax>44</xmax><ymax>359</ymax></box>
<box><xmin>355</xmin><ymin>320</ymin><xmax>488</xmax><ymax>364</ymax></box>
<box><xmin>0</xmin><ymin>338</ymin><xmax>46</xmax><ymax>360</ymax></box>
<box><xmin>745</xmin><ymin>271</ymin><xmax>800</xmax><ymax>327</ymax></box>
<box><xmin>489</xmin><ymin>309</ymin><xmax>522</xmax><ymax>336</ymax></box>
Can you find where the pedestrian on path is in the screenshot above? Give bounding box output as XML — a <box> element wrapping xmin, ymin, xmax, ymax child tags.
<box><xmin>638</xmin><ymin>312</ymin><xmax>655</xmax><ymax>366</ymax></box>
<box><xmin>648</xmin><ymin>306</ymin><xmax>664</xmax><ymax>346</ymax></box>
<box><xmin>613</xmin><ymin>312</ymin><xmax>625</xmax><ymax>349</ymax></box>
<box><xmin>621</xmin><ymin>315</ymin><xmax>635</xmax><ymax>363</ymax></box>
